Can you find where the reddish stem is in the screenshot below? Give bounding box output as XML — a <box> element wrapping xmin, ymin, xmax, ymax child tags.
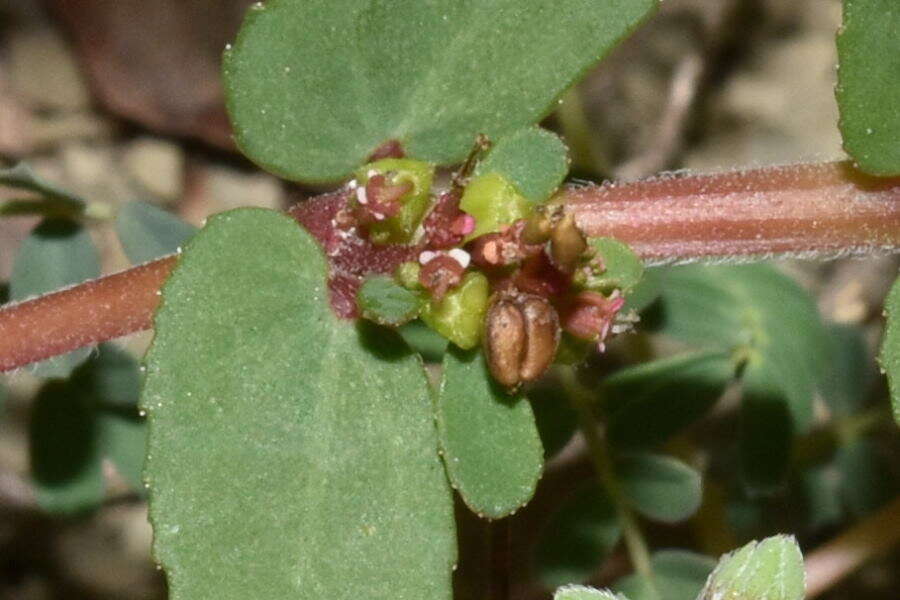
<box><xmin>1</xmin><ymin>161</ymin><xmax>898</xmax><ymax>372</ymax></box>
<box><xmin>564</xmin><ymin>161</ymin><xmax>900</xmax><ymax>263</ymax></box>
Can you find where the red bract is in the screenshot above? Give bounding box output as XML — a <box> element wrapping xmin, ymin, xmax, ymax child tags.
<box><xmin>288</xmin><ymin>192</ymin><xmax>417</xmax><ymax>318</ymax></box>
<box><xmin>423</xmin><ymin>190</ymin><xmax>469</xmax><ymax>249</ymax></box>
<box><xmin>418</xmin><ymin>254</ymin><xmax>465</xmax><ymax>301</ymax></box>
<box><xmin>513</xmin><ymin>250</ymin><xmax>570</xmax><ymax>298</ymax></box>
<box><xmin>562</xmin><ymin>291</ymin><xmax>626</xmax><ymax>351</ymax></box>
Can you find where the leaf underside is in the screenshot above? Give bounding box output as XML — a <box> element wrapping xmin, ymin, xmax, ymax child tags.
<box><xmin>142</xmin><ymin>209</ymin><xmax>455</xmax><ymax>600</ymax></box>
<box><xmin>224</xmin><ymin>0</ymin><xmax>658</xmax><ymax>183</ymax></box>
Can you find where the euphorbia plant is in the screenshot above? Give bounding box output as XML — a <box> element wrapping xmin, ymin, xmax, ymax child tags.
<box><xmin>1</xmin><ymin>1</ymin><xmax>899</xmax><ymax>600</ymax></box>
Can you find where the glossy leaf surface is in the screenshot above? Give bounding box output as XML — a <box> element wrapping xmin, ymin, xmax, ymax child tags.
<box><xmin>475</xmin><ymin>127</ymin><xmax>570</xmax><ymax>204</ymax></box>
<box><xmin>142</xmin><ymin>209</ymin><xmax>455</xmax><ymax>599</ymax></box>
<box><xmin>437</xmin><ymin>347</ymin><xmax>543</xmax><ymax>518</ymax></box>
<box><xmin>115</xmin><ymin>201</ymin><xmax>198</xmax><ymax>265</ymax></box>
<box><xmin>224</xmin><ymin>0</ymin><xmax>657</xmax><ymax>182</ymax></box>
<box><xmin>837</xmin><ymin>0</ymin><xmax>900</xmax><ymax>175</ymax></box>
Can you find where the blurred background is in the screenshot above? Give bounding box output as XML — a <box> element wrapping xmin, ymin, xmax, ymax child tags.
<box><xmin>0</xmin><ymin>0</ymin><xmax>897</xmax><ymax>598</ymax></box>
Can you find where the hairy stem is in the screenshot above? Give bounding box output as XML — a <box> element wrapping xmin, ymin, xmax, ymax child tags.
<box><xmin>561</xmin><ymin>367</ymin><xmax>655</xmax><ymax>584</ymax></box>
<box><xmin>806</xmin><ymin>495</ymin><xmax>900</xmax><ymax>598</ymax></box>
<box><xmin>0</xmin><ymin>161</ymin><xmax>898</xmax><ymax>372</ymax></box>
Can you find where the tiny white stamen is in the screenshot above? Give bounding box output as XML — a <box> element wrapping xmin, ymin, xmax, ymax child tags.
<box><xmin>347</xmin><ymin>179</ymin><xmax>358</xmax><ymax>190</ymax></box>
<box><xmin>419</xmin><ymin>250</ymin><xmax>439</xmax><ymax>265</ymax></box>
<box><xmin>356</xmin><ymin>186</ymin><xmax>368</xmax><ymax>205</ymax></box>
<box><xmin>447</xmin><ymin>248</ymin><xmax>471</xmax><ymax>269</ymax></box>
<box><xmin>367</xmin><ymin>169</ymin><xmax>378</xmax><ymax>178</ymax></box>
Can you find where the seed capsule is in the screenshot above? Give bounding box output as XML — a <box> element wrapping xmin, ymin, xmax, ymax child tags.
<box><xmin>484</xmin><ymin>292</ymin><xmax>561</xmax><ymax>390</ymax></box>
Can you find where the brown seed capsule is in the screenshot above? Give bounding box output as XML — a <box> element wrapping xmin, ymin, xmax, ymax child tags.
<box><xmin>549</xmin><ymin>213</ymin><xmax>588</xmax><ymax>273</ymax></box>
<box><xmin>484</xmin><ymin>292</ymin><xmax>561</xmax><ymax>390</ymax></box>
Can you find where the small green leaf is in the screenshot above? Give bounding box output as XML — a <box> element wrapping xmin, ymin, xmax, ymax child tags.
<box><xmin>475</xmin><ymin>127</ymin><xmax>570</xmax><ymax>204</ymax></box>
<box><xmin>656</xmin><ymin>265</ymin><xmax>829</xmax><ymax>494</ymax></box>
<box><xmin>555</xmin><ymin>585</ymin><xmax>628</xmax><ymax>600</ymax></box>
<box><xmin>99</xmin><ymin>411</ymin><xmax>147</xmax><ymax>492</ymax></box>
<box><xmin>437</xmin><ymin>347</ymin><xmax>543</xmax><ymax>518</ymax></box>
<box><xmin>398</xmin><ymin>319</ymin><xmax>448</xmax><ymax>362</ymax></box>
<box><xmin>582</xmin><ymin>238</ymin><xmax>644</xmax><ymax>295</ymax></box>
<box><xmin>143</xmin><ymin>209</ymin><xmax>455</xmax><ymax>599</ymax></box>
<box><xmin>699</xmin><ymin>535</ymin><xmax>805</xmax><ymax>600</ymax></box>
<box><xmin>357</xmin><ymin>275</ymin><xmax>422</xmax><ymax>326</ymax></box>
<box><xmin>824</xmin><ymin>323</ymin><xmax>874</xmax><ymax>416</ymax></box>
<box><xmin>30</xmin><ymin>381</ymin><xmax>104</xmax><ymax>515</ymax></box>
<box><xmin>224</xmin><ymin>0</ymin><xmax>658</xmax><ymax>182</ymax></box>
<box><xmin>836</xmin><ymin>0</ymin><xmax>900</xmax><ymax>175</ymax></box>
<box><xmin>115</xmin><ymin>201</ymin><xmax>198</xmax><ymax>265</ymax></box>
<box><xmin>0</xmin><ymin>162</ymin><xmax>85</xmax><ymax>210</ymax></box>
<box><xmin>537</xmin><ymin>484</ymin><xmax>620</xmax><ymax>588</ymax></box>
<box><xmin>76</xmin><ymin>344</ymin><xmax>142</xmax><ymax>408</ymax></box>
<box><xmin>11</xmin><ymin>219</ymin><xmax>101</xmax><ymax>377</ymax></box>
<box><xmin>613</xmin><ymin>551</ymin><xmax>715</xmax><ymax>600</ymax></box>
<box><xmin>837</xmin><ymin>438</ymin><xmax>895</xmax><ymax>518</ymax></box>
<box><xmin>604</xmin><ymin>352</ymin><xmax>734</xmax><ymax>449</ymax></box>
<box><xmin>800</xmin><ymin>465</ymin><xmax>843</xmax><ymax>531</ymax></box>
<box><xmin>616</xmin><ymin>453</ymin><xmax>702</xmax><ymax>523</ymax></box>
<box><xmin>880</xmin><ymin>275</ymin><xmax>900</xmax><ymax>425</ymax></box>
<box><xmin>460</xmin><ymin>172</ymin><xmax>532</xmax><ymax>241</ymax></box>
<box><xmin>622</xmin><ymin>266</ymin><xmax>662</xmax><ymax>313</ymax></box>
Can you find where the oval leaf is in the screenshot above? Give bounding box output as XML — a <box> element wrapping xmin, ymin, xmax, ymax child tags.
<box><xmin>836</xmin><ymin>0</ymin><xmax>900</xmax><ymax>175</ymax></box>
<box><xmin>537</xmin><ymin>484</ymin><xmax>621</xmax><ymax>588</ymax></box>
<box><xmin>616</xmin><ymin>453</ymin><xmax>702</xmax><ymax>523</ymax></box>
<box><xmin>224</xmin><ymin>0</ymin><xmax>658</xmax><ymax>182</ymax></box>
<box><xmin>357</xmin><ymin>275</ymin><xmax>422</xmax><ymax>326</ymax></box>
<box><xmin>604</xmin><ymin>351</ymin><xmax>734</xmax><ymax>450</ymax></box>
<box><xmin>11</xmin><ymin>218</ymin><xmax>101</xmax><ymax>377</ymax></box>
<box><xmin>438</xmin><ymin>347</ymin><xmax>544</xmax><ymax>519</ymax></box>
<box><xmin>881</xmin><ymin>275</ymin><xmax>900</xmax><ymax>425</ymax></box>
<box><xmin>475</xmin><ymin>127</ymin><xmax>570</xmax><ymax>204</ymax></box>
<box><xmin>115</xmin><ymin>201</ymin><xmax>198</xmax><ymax>265</ymax></box>
<box><xmin>699</xmin><ymin>535</ymin><xmax>805</xmax><ymax>600</ymax></box>
<box><xmin>142</xmin><ymin>209</ymin><xmax>455</xmax><ymax>599</ymax></box>
<box><xmin>30</xmin><ymin>380</ymin><xmax>104</xmax><ymax>515</ymax></box>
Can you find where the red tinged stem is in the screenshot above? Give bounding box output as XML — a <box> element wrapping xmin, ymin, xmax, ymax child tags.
<box><xmin>0</xmin><ymin>257</ymin><xmax>176</xmax><ymax>372</ymax></box>
<box><xmin>563</xmin><ymin>161</ymin><xmax>900</xmax><ymax>263</ymax></box>
<box><xmin>0</xmin><ymin>161</ymin><xmax>898</xmax><ymax>372</ymax></box>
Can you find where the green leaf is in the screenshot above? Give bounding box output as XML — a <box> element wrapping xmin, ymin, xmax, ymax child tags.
<box><xmin>99</xmin><ymin>411</ymin><xmax>147</xmax><ymax>492</ymax></box>
<box><xmin>357</xmin><ymin>275</ymin><xmax>422</xmax><ymax>326</ymax></box>
<box><xmin>823</xmin><ymin>323</ymin><xmax>874</xmax><ymax>416</ymax></box>
<box><xmin>11</xmin><ymin>219</ymin><xmax>101</xmax><ymax>377</ymax></box>
<box><xmin>699</xmin><ymin>535</ymin><xmax>805</xmax><ymax>600</ymax></box>
<box><xmin>475</xmin><ymin>127</ymin><xmax>570</xmax><ymax>204</ymax></box>
<box><xmin>398</xmin><ymin>319</ymin><xmax>448</xmax><ymax>362</ymax></box>
<box><xmin>881</xmin><ymin>275</ymin><xmax>900</xmax><ymax>425</ymax></box>
<box><xmin>537</xmin><ymin>484</ymin><xmax>620</xmax><ymax>588</ymax></box>
<box><xmin>604</xmin><ymin>352</ymin><xmax>734</xmax><ymax>449</ymax></box>
<box><xmin>799</xmin><ymin>465</ymin><xmax>843</xmax><ymax>531</ymax></box>
<box><xmin>837</xmin><ymin>438</ymin><xmax>896</xmax><ymax>518</ymax></box>
<box><xmin>613</xmin><ymin>551</ymin><xmax>715</xmax><ymax>600</ymax></box>
<box><xmin>224</xmin><ymin>0</ymin><xmax>658</xmax><ymax>182</ymax></box>
<box><xmin>836</xmin><ymin>0</ymin><xmax>900</xmax><ymax>175</ymax></box>
<box><xmin>0</xmin><ymin>162</ymin><xmax>85</xmax><ymax>210</ymax></box>
<box><xmin>616</xmin><ymin>453</ymin><xmax>702</xmax><ymax>523</ymax></box>
<box><xmin>115</xmin><ymin>201</ymin><xmax>197</xmax><ymax>265</ymax></box>
<box><xmin>583</xmin><ymin>238</ymin><xmax>644</xmax><ymax>295</ymax></box>
<box><xmin>437</xmin><ymin>347</ymin><xmax>543</xmax><ymax>518</ymax></box>
<box><xmin>30</xmin><ymin>381</ymin><xmax>104</xmax><ymax>515</ymax></box>
<box><xmin>656</xmin><ymin>265</ymin><xmax>829</xmax><ymax>493</ymax></box>
<box><xmin>76</xmin><ymin>344</ymin><xmax>142</xmax><ymax>408</ymax></box>
<box><xmin>142</xmin><ymin>209</ymin><xmax>455</xmax><ymax>599</ymax></box>
<box><xmin>555</xmin><ymin>585</ymin><xmax>628</xmax><ymax>600</ymax></box>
